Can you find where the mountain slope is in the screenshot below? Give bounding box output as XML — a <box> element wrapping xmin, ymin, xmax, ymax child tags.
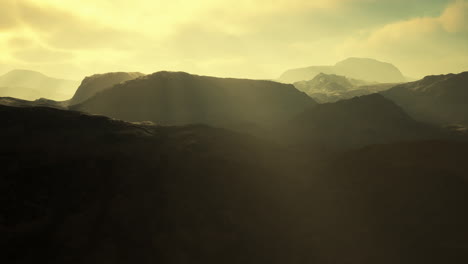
<box><xmin>382</xmin><ymin>72</ymin><xmax>468</xmax><ymax>125</ymax></box>
<box><xmin>70</xmin><ymin>72</ymin><xmax>145</xmax><ymax>104</ymax></box>
<box><xmin>71</xmin><ymin>71</ymin><xmax>316</xmax><ymax>128</ymax></box>
<box><xmin>0</xmin><ymin>104</ymin><xmax>289</xmax><ymax>264</ymax></box>
<box><xmin>319</xmin><ymin>140</ymin><xmax>468</xmax><ymax>264</ymax></box>
<box><xmin>294</xmin><ymin>73</ymin><xmax>396</xmax><ymax>103</ymax></box>
<box><xmin>279</xmin><ymin>58</ymin><xmax>406</xmax><ymax>83</ymax></box>
<box><xmin>0</xmin><ymin>69</ymin><xmax>79</xmax><ymax>100</ymax></box>
<box><xmin>281</xmin><ymin>94</ymin><xmax>446</xmax><ymax>148</ymax></box>
<box><xmin>294</xmin><ymin>73</ymin><xmax>363</xmax><ymax>94</ymax></box>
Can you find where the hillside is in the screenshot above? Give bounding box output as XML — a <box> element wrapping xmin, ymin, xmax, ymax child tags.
<box><xmin>71</xmin><ymin>71</ymin><xmax>316</xmax><ymax>128</ymax></box>
<box><xmin>319</xmin><ymin>140</ymin><xmax>468</xmax><ymax>264</ymax></box>
<box><xmin>279</xmin><ymin>58</ymin><xmax>406</xmax><ymax>83</ymax></box>
<box><xmin>2</xmin><ymin>104</ymin><xmax>468</xmax><ymax>264</ymax></box>
<box><xmin>0</xmin><ymin>97</ymin><xmax>67</xmax><ymax>109</ymax></box>
<box><xmin>70</xmin><ymin>72</ymin><xmax>145</xmax><ymax>104</ymax></box>
<box><xmin>280</xmin><ymin>94</ymin><xmax>446</xmax><ymax>148</ymax></box>
<box><xmin>0</xmin><ymin>70</ymin><xmax>79</xmax><ymax>100</ymax></box>
<box><xmin>382</xmin><ymin>72</ymin><xmax>468</xmax><ymax>126</ymax></box>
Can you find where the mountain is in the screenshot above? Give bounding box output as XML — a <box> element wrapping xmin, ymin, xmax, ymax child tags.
<box><xmin>280</xmin><ymin>65</ymin><xmax>335</xmax><ymax>83</ymax></box>
<box><xmin>0</xmin><ymin>97</ymin><xmax>67</xmax><ymax>109</ymax></box>
<box><xmin>70</xmin><ymin>72</ymin><xmax>145</xmax><ymax>105</ymax></box>
<box><xmin>280</xmin><ymin>93</ymin><xmax>446</xmax><ymax>148</ymax></box>
<box><xmin>294</xmin><ymin>73</ymin><xmax>396</xmax><ymax>103</ymax></box>
<box><xmin>2</xmin><ymin>104</ymin><xmax>468</xmax><ymax>264</ymax></box>
<box><xmin>294</xmin><ymin>73</ymin><xmax>368</xmax><ymax>93</ymax></box>
<box><xmin>382</xmin><ymin>71</ymin><xmax>468</xmax><ymax>126</ymax></box>
<box><xmin>279</xmin><ymin>58</ymin><xmax>406</xmax><ymax>83</ymax></box>
<box><xmin>0</xmin><ymin>69</ymin><xmax>79</xmax><ymax>100</ymax></box>
<box><xmin>71</xmin><ymin>71</ymin><xmax>316</xmax><ymax>128</ymax></box>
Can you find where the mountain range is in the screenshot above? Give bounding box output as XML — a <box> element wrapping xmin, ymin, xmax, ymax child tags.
<box><xmin>70</xmin><ymin>71</ymin><xmax>316</xmax><ymax>128</ymax></box>
<box><xmin>2</xmin><ymin>62</ymin><xmax>468</xmax><ymax>264</ymax></box>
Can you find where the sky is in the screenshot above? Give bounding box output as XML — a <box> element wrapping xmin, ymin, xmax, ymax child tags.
<box><xmin>0</xmin><ymin>0</ymin><xmax>467</xmax><ymax>80</ymax></box>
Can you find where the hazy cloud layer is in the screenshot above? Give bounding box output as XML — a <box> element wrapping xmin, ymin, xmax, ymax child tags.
<box><xmin>339</xmin><ymin>0</ymin><xmax>468</xmax><ymax>77</ymax></box>
<box><xmin>0</xmin><ymin>0</ymin><xmax>466</xmax><ymax>80</ymax></box>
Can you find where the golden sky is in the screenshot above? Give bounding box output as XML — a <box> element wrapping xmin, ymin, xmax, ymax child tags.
<box><xmin>0</xmin><ymin>0</ymin><xmax>467</xmax><ymax>80</ymax></box>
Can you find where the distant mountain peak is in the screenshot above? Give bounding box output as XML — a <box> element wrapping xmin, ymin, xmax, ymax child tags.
<box><xmin>279</xmin><ymin>57</ymin><xmax>406</xmax><ymax>83</ymax></box>
<box><xmin>5</xmin><ymin>69</ymin><xmax>47</xmax><ymax>76</ymax></box>
<box><xmin>0</xmin><ymin>69</ymin><xmax>79</xmax><ymax>101</ymax></box>
<box><xmin>335</xmin><ymin>57</ymin><xmax>390</xmax><ymax>65</ymax></box>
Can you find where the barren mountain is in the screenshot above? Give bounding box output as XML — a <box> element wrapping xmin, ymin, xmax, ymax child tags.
<box><xmin>279</xmin><ymin>58</ymin><xmax>406</xmax><ymax>83</ymax></box>
<box><xmin>294</xmin><ymin>73</ymin><xmax>397</xmax><ymax>103</ymax></box>
<box><xmin>71</xmin><ymin>71</ymin><xmax>316</xmax><ymax>128</ymax></box>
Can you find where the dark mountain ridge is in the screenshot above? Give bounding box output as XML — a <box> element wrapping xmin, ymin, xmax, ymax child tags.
<box><xmin>0</xmin><ymin>97</ymin><xmax>67</xmax><ymax>109</ymax></box>
<box><xmin>382</xmin><ymin>71</ymin><xmax>468</xmax><ymax>126</ymax></box>
<box><xmin>71</xmin><ymin>71</ymin><xmax>316</xmax><ymax>128</ymax></box>
<box><xmin>280</xmin><ymin>93</ymin><xmax>448</xmax><ymax>148</ymax></box>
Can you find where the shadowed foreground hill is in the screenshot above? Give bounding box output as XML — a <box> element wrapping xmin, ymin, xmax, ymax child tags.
<box><xmin>279</xmin><ymin>58</ymin><xmax>406</xmax><ymax>83</ymax></box>
<box><xmin>70</xmin><ymin>72</ymin><xmax>145</xmax><ymax>105</ymax></box>
<box><xmin>318</xmin><ymin>140</ymin><xmax>468</xmax><ymax>264</ymax></box>
<box><xmin>2</xmin><ymin>105</ymin><xmax>468</xmax><ymax>264</ymax></box>
<box><xmin>0</xmin><ymin>70</ymin><xmax>79</xmax><ymax>100</ymax></box>
<box><xmin>0</xmin><ymin>105</ymin><xmax>301</xmax><ymax>264</ymax></box>
<box><xmin>0</xmin><ymin>97</ymin><xmax>67</xmax><ymax>109</ymax></box>
<box><xmin>71</xmin><ymin>71</ymin><xmax>315</xmax><ymax>128</ymax></box>
<box><xmin>281</xmin><ymin>94</ymin><xmax>447</xmax><ymax>148</ymax></box>
<box><xmin>382</xmin><ymin>71</ymin><xmax>468</xmax><ymax>126</ymax></box>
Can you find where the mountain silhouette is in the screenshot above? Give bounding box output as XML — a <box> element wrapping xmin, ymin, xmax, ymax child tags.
<box><xmin>382</xmin><ymin>71</ymin><xmax>468</xmax><ymax>126</ymax></box>
<box><xmin>281</xmin><ymin>93</ymin><xmax>445</xmax><ymax>148</ymax></box>
<box><xmin>0</xmin><ymin>70</ymin><xmax>79</xmax><ymax>100</ymax></box>
<box><xmin>70</xmin><ymin>72</ymin><xmax>145</xmax><ymax>104</ymax></box>
<box><xmin>279</xmin><ymin>58</ymin><xmax>406</xmax><ymax>83</ymax></box>
<box><xmin>71</xmin><ymin>71</ymin><xmax>316</xmax><ymax>128</ymax></box>
<box><xmin>294</xmin><ymin>73</ymin><xmax>396</xmax><ymax>103</ymax></box>
<box><xmin>0</xmin><ymin>97</ymin><xmax>67</xmax><ymax>109</ymax></box>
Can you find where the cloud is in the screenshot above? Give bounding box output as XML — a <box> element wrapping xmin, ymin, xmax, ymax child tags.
<box><xmin>440</xmin><ymin>0</ymin><xmax>468</xmax><ymax>32</ymax></box>
<box><xmin>1</xmin><ymin>0</ymin><xmax>466</xmax><ymax>81</ymax></box>
<box><xmin>12</xmin><ymin>45</ymin><xmax>73</xmax><ymax>63</ymax></box>
<box><xmin>0</xmin><ymin>0</ymin><xmax>146</xmax><ymax>52</ymax></box>
<box><xmin>0</xmin><ymin>0</ymin><xmax>20</xmax><ymax>31</ymax></box>
<box><xmin>14</xmin><ymin>0</ymin><xmax>146</xmax><ymax>50</ymax></box>
<box><xmin>338</xmin><ymin>0</ymin><xmax>468</xmax><ymax>77</ymax></box>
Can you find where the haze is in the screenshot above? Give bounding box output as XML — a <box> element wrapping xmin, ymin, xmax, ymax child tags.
<box><xmin>0</xmin><ymin>0</ymin><xmax>467</xmax><ymax>80</ymax></box>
